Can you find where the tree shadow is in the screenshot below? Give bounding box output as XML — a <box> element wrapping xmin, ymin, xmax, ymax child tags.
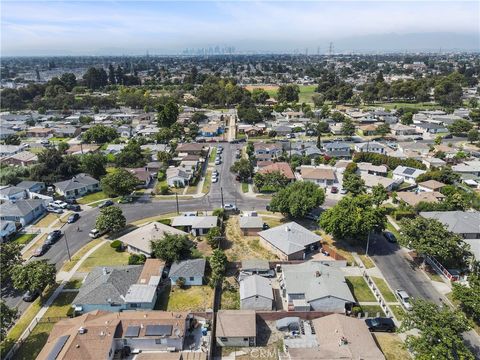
<box><xmin>256</xmin><ymin>317</ymin><xmax>273</xmax><ymax>346</ymax></box>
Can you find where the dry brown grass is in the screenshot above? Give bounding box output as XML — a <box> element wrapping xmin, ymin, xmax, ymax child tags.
<box><xmin>316</xmin><ymin>230</ymin><xmax>355</xmax><ymax>265</ymax></box>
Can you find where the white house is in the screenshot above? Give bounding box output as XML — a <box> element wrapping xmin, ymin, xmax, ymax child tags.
<box><xmin>354</xmin><ymin>142</ymin><xmax>387</xmax><ymax>155</ymax></box>
<box><xmin>0</xmin><ymin>186</ymin><xmax>27</xmax><ymax>201</ymax></box>
<box><xmin>392</xmin><ymin>165</ymin><xmax>426</xmax><ymax>184</ymax></box>
<box><xmin>166</xmin><ymin>167</ymin><xmax>191</xmax><ymax>187</ymax></box>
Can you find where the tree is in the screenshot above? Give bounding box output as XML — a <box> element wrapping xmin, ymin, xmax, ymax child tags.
<box><xmin>108</xmin><ymin>64</ymin><xmax>116</xmax><ymax>85</ymax></box>
<box><xmin>80</xmin><ymin>153</ymin><xmax>106</xmax><ymax>179</ymax></box>
<box><xmin>319</xmin><ymin>195</ymin><xmax>386</xmax><ymax>243</ymax></box>
<box><xmin>416</xmin><ymin>168</ymin><xmax>460</xmax><ymax>185</ymax></box>
<box><xmin>151</xmin><ymin>234</ymin><xmax>191</xmax><ymax>263</ymax></box>
<box><xmin>269</xmin><ymin>181</ymin><xmax>325</xmax><ymax>218</ymax></box>
<box><xmin>469</xmin><ymin>109</ymin><xmax>480</xmax><ymax>124</ymax></box>
<box><xmin>0</xmin><ymin>242</ymin><xmax>22</xmax><ymax>283</ymax></box>
<box><xmin>128</xmin><ymin>253</ymin><xmax>147</xmax><ymax>265</ymax></box>
<box><xmin>371</xmin><ymin>184</ymin><xmax>388</xmax><ymax>206</ymax></box>
<box><xmin>312</xmin><ymin>93</ymin><xmax>324</xmax><ymax>108</ymax></box>
<box><xmin>230</xmin><ymin>159</ymin><xmax>253</xmax><ymax>181</ymax></box>
<box><xmin>448</xmin><ymin>119</ymin><xmax>474</xmax><ymax>136</ymax></box>
<box><xmin>83</xmin><ymin>67</ymin><xmax>108</xmax><ymax>90</ymax></box>
<box><xmin>452</xmin><ymin>275</ymin><xmax>480</xmax><ymax>323</ymax></box>
<box><xmin>11</xmin><ymin>260</ymin><xmax>56</xmax><ymax>297</ymax></box>
<box><xmin>101</xmin><ymin>168</ymin><xmax>138</xmax><ymax>197</ymax></box>
<box><xmin>60</xmin><ymin>73</ymin><xmax>77</xmax><ymax>91</ymax></box>
<box><xmin>237</xmin><ymin>102</ymin><xmax>262</xmax><ymax>124</ymax></box>
<box><xmin>375</xmin><ymin>123</ymin><xmax>390</xmax><ymax>137</ymax></box>
<box><xmin>467</xmin><ymin>128</ymin><xmax>479</xmax><ymax>143</ymax></box>
<box><xmin>209</xmin><ymin>249</ymin><xmax>227</xmax><ymax>287</ymax></box>
<box><xmin>400</xmin><ymin>217</ymin><xmax>470</xmax><ymax>268</ymax></box>
<box><xmin>277</xmin><ymin>84</ymin><xmax>300</xmax><ymax>102</ymax></box>
<box><xmin>4</xmin><ymin>134</ymin><xmax>21</xmax><ymax>145</ymax></box>
<box><xmin>342</xmin><ymin>172</ymin><xmax>365</xmax><ymax>196</ymax></box>
<box><xmin>206</xmin><ymin>227</ymin><xmax>222</xmax><ymax>249</ymax></box>
<box><xmin>116</xmin><ymin>139</ymin><xmax>146</xmax><ymax>167</ymax></box>
<box><xmin>82</xmin><ymin>124</ymin><xmax>119</xmax><ymax>144</ymax></box>
<box><xmin>95</xmin><ymin>206</ymin><xmax>126</xmax><ymax>233</ymax></box>
<box><xmin>0</xmin><ymin>301</ymin><xmax>18</xmax><ymax>341</ymax></box>
<box><xmin>341</xmin><ymin>118</ymin><xmax>355</xmax><ymax>136</ymax></box>
<box><xmin>434</xmin><ymin>78</ymin><xmax>463</xmax><ymax>107</ymax></box>
<box><xmin>157</xmin><ymin>100</ymin><xmax>179</xmax><ymax>127</ymax></box>
<box><xmin>251</xmin><ymin>88</ymin><xmax>269</xmax><ymax>104</ymax></box>
<box><xmin>57</xmin><ymin>141</ymin><xmax>69</xmax><ymax>154</ymax></box>
<box><xmin>400</xmin><ymin>299</ymin><xmax>474</xmax><ymax>360</ymax></box>
<box><xmin>400</xmin><ymin>112</ymin><xmax>413</xmax><ymax>125</ymax></box>
<box><xmin>253</xmin><ymin>171</ymin><xmax>290</xmax><ymax>193</ymax></box>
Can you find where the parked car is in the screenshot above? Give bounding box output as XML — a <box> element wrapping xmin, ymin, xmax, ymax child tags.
<box><xmin>224</xmin><ymin>203</ymin><xmax>237</xmax><ymax>211</ymax></box>
<box><xmin>89</xmin><ymin>228</ymin><xmax>108</xmax><ymax>239</ymax></box>
<box><xmin>305</xmin><ymin>212</ymin><xmax>319</xmax><ymax>221</ymax></box>
<box><xmin>46</xmin><ymin>206</ymin><xmax>63</xmax><ymax>214</ymax></box>
<box><xmin>212</xmin><ymin>176</ymin><xmax>218</xmax><ymax>183</ymax></box>
<box><xmin>384</xmin><ymin>231</ymin><xmax>397</xmax><ymax>243</ymax></box>
<box><xmin>212</xmin><ymin>169</ymin><xmax>219</xmax><ymax>176</ymax></box>
<box><xmin>33</xmin><ymin>243</ymin><xmax>50</xmax><ymax>257</ymax></box>
<box><xmin>22</xmin><ymin>290</ymin><xmax>40</xmax><ymax>302</ymax></box>
<box><xmin>67</xmin><ymin>204</ymin><xmax>81</xmax><ymax>212</ymax></box>
<box><xmin>365</xmin><ymin>317</ymin><xmax>396</xmax><ymax>332</ymax></box>
<box><xmin>395</xmin><ymin>289</ymin><xmax>413</xmax><ymax>311</ymax></box>
<box><xmin>68</xmin><ymin>213</ymin><xmax>80</xmax><ymax>223</ymax></box>
<box><xmin>444</xmin><ymin>134</ymin><xmax>453</xmax><ymax>139</ymax></box>
<box><xmin>65</xmin><ymin>197</ymin><xmax>77</xmax><ymax>204</ymax></box>
<box><xmin>99</xmin><ymin>200</ymin><xmax>114</xmax><ymax>208</ymax></box>
<box><xmin>340</xmin><ymin>189</ymin><xmax>348</xmax><ymax>194</ymax></box>
<box><xmin>331</xmin><ymin>186</ymin><xmax>338</xmax><ymax>194</ymax></box>
<box><xmin>215</xmin><ymin>159</ymin><xmax>221</xmax><ymax>165</ymax></box>
<box><xmin>45</xmin><ymin>230</ymin><xmax>62</xmax><ymax>245</ymax></box>
<box><xmin>49</xmin><ymin>200</ymin><xmax>68</xmax><ymax>209</ymax></box>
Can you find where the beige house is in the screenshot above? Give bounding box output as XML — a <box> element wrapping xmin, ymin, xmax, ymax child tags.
<box><xmin>216</xmin><ymin>310</ymin><xmax>256</xmax><ymax>347</ymax></box>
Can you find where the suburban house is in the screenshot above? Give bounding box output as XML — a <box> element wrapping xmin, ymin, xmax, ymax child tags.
<box><xmin>25</xmin><ymin>127</ymin><xmax>54</xmax><ymax>137</ymax></box>
<box><xmin>418</xmin><ymin>180</ymin><xmax>446</xmax><ymax>192</ymax></box>
<box><xmin>361</xmin><ymin>173</ymin><xmax>402</xmax><ymax>192</ymax></box>
<box><xmin>0</xmin><ymin>144</ymin><xmax>23</xmax><ymax>157</ymax></box>
<box><xmin>239</xmin><ymin>215</ymin><xmax>264</xmax><ymax>236</ymax></box>
<box><xmin>54</xmin><ymin>173</ymin><xmax>100</xmax><ymax>198</ymax></box>
<box><xmin>354</xmin><ymin>141</ymin><xmax>387</xmax><ymax>155</ymax></box>
<box><xmin>171</xmin><ymin>215</ymin><xmax>218</xmax><ymax>236</ymax></box>
<box><xmin>166</xmin><ymin>167</ymin><xmax>191</xmax><ymax>187</ymax></box>
<box><xmin>199</xmin><ymin>123</ymin><xmax>224</xmax><ymax>137</ymax></box>
<box><xmin>452</xmin><ymin>160</ymin><xmax>480</xmax><ymax>177</ymax></box>
<box><xmin>16</xmin><ymin>180</ymin><xmax>46</xmax><ymax>194</ymax></box>
<box><xmin>284</xmin><ymin>314</ymin><xmax>385</xmax><ymax>360</ymax></box>
<box><xmin>415</xmin><ymin>122</ymin><xmax>448</xmax><ymax>134</ymax></box>
<box><xmin>392</xmin><ymin>165</ymin><xmax>426</xmax><ymax>184</ymax></box>
<box><xmin>0</xmin><ymin>220</ymin><xmax>17</xmax><ymax>242</ymax></box>
<box><xmin>323</xmin><ymin>142</ymin><xmax>351</xmax><ymax>158</ymax></box>
<box><xmin>257</xmin><ymin>162</ymin><xmax>295</xmax><ymax>181</ymax></box>
<box><xmin>299</xmin><ymin>166</ymin><xmax>337</xmax><ymax>187</ymax></box>
<box><xmin>280</xmin><ymin>261</ymin><xmax>355</xmax><ymax>312</ymax></box>
<box><xmin>240</xmin><ymin>274</ymin><xmax>273</xmax><ymax>311</ymax></box>
<box><xmin>258</xmin><ymin>222</ymin><xmax>322</xmax><ymax>260</ymax></box>
<box><xmin>253</xmin><ymin>142</ymin><xmax>283</xmax><ymax>162</ymax></box>
<box><xmin>36</xmin><ymin>311</ymin><xmax>205</xmax><ymax>360</ymax></box>
<box><xmin>397</xmin><ymin>191</ymin><xmax>445</xmax><ymax>207</ymax></box>
<box><xmin>216</xmin><ymin>310</ymin><xmax>256</xmax><ymax>347</ymax></box>
<box><xmin>169</xmin><ymin>258</ymin><xmax>206</xmax><ymax>286</ymax></box>
<box><xmin>390</xmin><ymin>123</ymin><xmax>418</xmax><ymax>136</ymax></box>
<box><xmin>357</xmin><ymin>162</ymin><xmax>388</xmax><ymax>177</ymax></box>
<box><xmin>239</xmin><ymin>259</ymin><xmax>273</xmax><ymax>280</ymax></box>
<box><xmin>0</xmin><ymin>199</ymin><xmax>46</xmax><ymax>226</ymax></box>
<box><xmin>176</xmin><ymin>143</ymin><xmax>208</xmax><ymax>156</ymax></box>
<box><xmin>0</xmin><ymin>186</ymin><xmax>28</xmax><ymax>201</ymax></box>
<box><xmin>420</xmin><ymin>211</ymin><xmax>480</xmax><ymax>239</ymax></box>
<box><xmin>422</xmin><ymin>157</ymin><xmax>447</xmax><ymax>169</ymax></box>
<box><xmin>116</xmin><ymin>221</ymin><xmax>188</xmax><ymax>257</ymax></box>
<box><xmin>127</xmin><ymin>168</ymin><xmax>154</xmax><ymax>188</ymax></box>
<box><xmin>73</xmin><ymin>262</ymin><xmax>161</xmax><ymax>313</ymax></box>
<box><xmin>357</xmin><ymin>124</ymin><xmax>378</xmax><ymax>136</ymax></box>
<box><xmin>1</xmin><ymin>151</ymin><xmax>38</xmax><ymax>166</ymax></box>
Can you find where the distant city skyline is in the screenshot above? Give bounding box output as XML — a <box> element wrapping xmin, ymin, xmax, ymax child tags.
<box><xmin>1</xmin><ymin>1</ymin><xmax>479</xmax><ymax>56</ymax></box>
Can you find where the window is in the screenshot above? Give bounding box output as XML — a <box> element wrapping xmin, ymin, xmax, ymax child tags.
<box><xmin>220</xmin><ymin>337</ymin><xmax>228</xmax><ymax>342</ymax></box>
<box><xmin>190</xmin><ymin>277</ymin><xmax>194</xmax><ymax>281</ymax></box>
<box><xmin>130</xmin><ymin>303</ymin><xmax>138</xmax><ymax>308</ymax></box>
<box><xmin>243</xmin><ymin>338</ymin><xmax>249</xmax><ymax>341</ymax></box>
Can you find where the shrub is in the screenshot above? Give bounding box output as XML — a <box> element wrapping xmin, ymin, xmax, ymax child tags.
<box><xmin>110</xmin><ymin>240</ymin><xmax>123</xmax><ymax>252</ymax></box>
<box><xmin>393</xmin><ymin>210</ymin><xmax>416</xmax><ymax>221</ymax></box>
<box><xmin>157</xmin><ymin>171</ymin><xmax>166</xmax><ymax>181</ymax></box>
<box><xmin>351</xmin><ymin>306</ymin><xmax>362</xmax><ymax>316</ymax></box>
<box><xmin>160</xmin><ymin>185</ymin><xmax>170</xmax><ymax>195</ymax></box>
<box><xmin>128</xmin><ymin>254</ymin><xmax>146</xmax><ymax>265</ymax></box>
<box><xmin>158</xmin><ymin>218</ymin><xmax>171</xmax><ymax>226</ymax></box>
<box><xmin>176</xmin><ymin>277</ymin><xmax>186</xmax><ymax>288</ymax></box>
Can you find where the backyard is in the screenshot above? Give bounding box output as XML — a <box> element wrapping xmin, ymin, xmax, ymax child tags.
<box><xmin>155</xmin><ymin>285</ymin><xmax>214</xmax><ymax>311</ymax></box>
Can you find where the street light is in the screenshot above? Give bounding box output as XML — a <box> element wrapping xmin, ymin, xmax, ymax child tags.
<box><xmin>56</xmin><ymin>213</ymin><xmax>72</xmax><ymax>261</ymax></box>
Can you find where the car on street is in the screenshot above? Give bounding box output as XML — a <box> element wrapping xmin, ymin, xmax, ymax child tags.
<box><xmin>33</xmin><ymin>243</ymin><xmax>50</xmax><ymax>257</ymax></box>
<box><xmin>49</xmin><ymin>200</ymin><xmax>68</xmax><ymax>209</ymax></box>
<box><xmin>22</xmin><ymin>290</ymin><xmax>40</xmax><ymax>302</ymax></box>
<box><xmin>212</xmin><ymin>176</ymin><xmax>218</xmax><ymax>183</ymax></box>
<box><xmin>224</xmin><ymin>203</ymin><xmax>237</xmax><ymax>211</ymax></box>
<box><xmin>444</xmin><ymin>134</ymin><xmax>453</xmax><ymax>139</ymax></box>
<box><xmin>67</xmin><ymin>204</ymin><xmax>81</xmax><ymax>211</ymax></box>
<box><xmin>68</xmin><ymin>213</ymin><xmax>80</xmax><ymax>223</ymax></box>
<box><xmin>45</xmin><ymin>230</ymin><xmax>62</xmax><ymax>245</ymax></box>
<box><xmin>99</xmin><ymin>200</ymin><xmax>114</xmax><ymax>208</ymax></box>
<box><xmin>89</xmin><ymin>228</ymin><xmax>108</xmax><ymax>239</ymax></box>
<box><xmin>331</xmin><ymin>186</ymin><xmax>338</xmax><ymax>194</ymax></box>
<box><xmin>65</xmin><ymin>197</ymin><xmax>77</xmax><ymax>204</ymax></box>
<box><xmin>384</xmin><ymin>231</ymin><xmax>397</xmax><ymax>243</ymax></box>
<box><xmin>364</xmin><ymin>317</ymin><xmax>396</xmax><ymax>332</ymax></box>
<box><xmin>395</xmin><ymin>289</ymin><xmax>413</xmax><ymax>311</ymax></box>
<box><xmin>212</xmin><ymin>169</ymin><xmax>219</xmax><ymax>176</ymax></box>
<box><xmin>46</xmin><ymin>206</ymin><xmax>63</xmax><ymax>214</ymax></box>
<box><xmin>215</xmin><ymin>159</ymin><xmax>221</xmax><ymax>165</ymax></box>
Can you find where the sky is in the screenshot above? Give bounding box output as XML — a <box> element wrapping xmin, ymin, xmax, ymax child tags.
<box><xmin>1</xmin><ymin>1</ymin><xmax>479</xmax><ymax>56</ymax></box>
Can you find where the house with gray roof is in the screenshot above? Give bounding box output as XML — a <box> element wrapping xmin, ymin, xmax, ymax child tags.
<box><xmin>0</xmin><ymin>186</ymin><xmax>27</xmax><ymax>201</ymax></box>
<box><xmin>420</xmin><ymin>211</ymin><xmax>480</xmax><ymax>240</ymax></box>
<box><xmin>169</xmin><ymin>259</ymin><xmax>206</xmax><ymax>286</ymax></box>
<box><xmin>240</xmin><ymin>274</ymin><xmax>273</xmax><ymax>311</ymax></box>
<box><xmin>16</xmin><ymin>180</ymin><xmax>45</xmax><ymax>194</ymax></box>
<box><xmin>258</xmin><ymin>222</ymin><xmax>322</xmax><ymax>260</ymax></box>
<box><xmin>354</xmin><ymin>141</ymin><xmax>387</xmax><ymax>155</ymax></box>
<box><xmin>54</xmin><ymin>173</ymin><xmax>100</xmax><ymax>198</ymax></box>
<box><xmin>171</xmin><ymin>215</ymin><xmax>218</xmax><ymax>236</ymax></box>
<box><xmin>239</xmin><ymin>215</ymin><xmax>263</xmax><ymax>236</ymax></box>
<box><xmin>280</xmin><ymin>261</ymin><xmax>355</xmax><ymax>312</ymax></box>
<box><xmin>0</xmin><ymin>199</ymin><xmax>46</xmax><ymax>226</ymax></box>
<box><xmin>323</xmin><ymin>142</ymin><xmax>351</xmax><ymax>159</ymax></box>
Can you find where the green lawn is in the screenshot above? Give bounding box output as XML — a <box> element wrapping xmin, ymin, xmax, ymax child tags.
<box><xmin>362</xmin><ymin>101</ymin><xmax>438</xmax><ymax>111</ymax></box>
<box><xmin>44</xmin><ymin>292</ymin><xmax>76</xmax><ymax>319</ymax></box>
<box><xmin>209</xmin><ymin>147</ymin><xmax>217</xmax><ymax>163</ymax></box>
<box><xmin>202</xmin><ymin>170</ymin><xmax>212</xmax><ymax>194</ymax></box>
<box><xmin>155</xmin><ymin>285</ymin><xmax>214</xmax><ymax>311</ymax></box>
<box><xmin>77</xmin><ymin>242</ymin><xmax>129</xmax><ymax>272</ymax></box>
<box><xmin>60</xmin><ymin>239</ymin><xmax>103</xmax><ymax>272</ymax></box>
<box><xmin>298</xmin><ymin>85</ymin><xmax>317</xmax><ymax>103</ymax></box>
<box><xmin>76</xmin><ymin>191</ymin><xmax>109</xmax><ymax>204</ymax></box>
<box><xmin>220</xmin><ymin>289</ymin><xmax>240</xmax><ymax>310</ymax></box>
<box><xmin>11</xmin><ymin>322</ymin><xmax>54</xmax><ymax>360</ymax></box>
<box><xmin>371</xmin><ymin>277</ymin><xmax>396</xmax><ymax>303</ymax></box>
<box><xmin>63</xmin><ymin>279</ymin><xmax>83</xmax><ymax>289</ymax></box>
<box><xmin>34</xmin><ymin>214</ymin><xmax>59</xmax><ymax>228</ymax></box>
<box><xmin>11</xmin><ymin>233</ymin><xmax>37</xmax><ymax>246</ymax></box>
<box><xmin>374</xmin><ymin>333</ymin><xmax>410</xmax><ymax>360</ymax></box>
<box><xmin>390</xmin><ymin>305</ymin><xmax>405</xmax><ymax>321</ymax></box>
<box><xmin>241</xmin><ymin>182</ymin><xmax>249</xmax><ymax>193</ymax></box>
<box><xmin>345</xmin><ymin>276</ymin><xmax>376</xmax><ymax>302</ymax></box>
<box><xmin>359</xmin><ymin>255</ymin><xmax>375</xmax><ymax>269</ymax></box>
<box><xmin>360</xmin><ymin>305</ymin><xmax>386</xmax><ymax>317</ymax></box>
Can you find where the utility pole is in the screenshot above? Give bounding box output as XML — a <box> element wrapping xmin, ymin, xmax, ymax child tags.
<box><xmin>366</xmin><ymin>232</ymin><xmax>371</xmax><ymax>256</ymax></box>
<box><xmin>175</xmin><ymin>193</ymin><xmax>179</xmax><ymax>214</ymax></box>
<box><xmin>220</xmin><ymin>187</ymin><xmax>224</xmax><ymax>208</ymax></box>
<box><xmin>64</xmin><ymin>232</ymin><xmax>71</xmax><ymax>261</ymax></box>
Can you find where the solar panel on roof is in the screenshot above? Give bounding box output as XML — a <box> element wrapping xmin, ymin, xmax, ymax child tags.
<box><xmin>46</xmin><ymin>335</ymin><xmax>70</xmax><ymax>360</ymax></box>
<box><xmin>125</xmin><ymin>325</ymin><xmax>140</xmax><ymax>337</ymax></box>
<box><xmin>145</xmin><ymin>324</ymin><xmax>173</xmax><ymax>336</ymax></box>
<box><xmin>403</xmin><ymin>168</ymin><xmax>416</xmax><ymax>175</ymax></box>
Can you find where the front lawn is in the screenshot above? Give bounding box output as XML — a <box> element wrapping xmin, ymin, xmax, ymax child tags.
<box><xmin>60</xmin><ymin>239</ymin><xmax>103</xmax><ymax>272</ymax></box>
<box><xmin>359</xmin><ymin>255</ymin><xmax>375</xmax><ymax>269</ymax></box>
<box><xmin>34</xmin><ymin>214</ymin><xmax>59</xmax><ymax>228</ymax></box>
<box><xmin>241</xmin><ymin>182</ymin><xmax>249</xmax><ymax>193</ymax></box>
<box><xmin>11</xmin><ymin>322</ymin><xmax>54</xmax><ymax>360</ymax></box>
<box><xmin>345</xmin><ymin>276</ymin><xmax>376</xmax><ymax>302</ymax></box>
<box><xmin>11</xmin><ymin>233</ymin><xmax>37</xmax><ymax>246</ymax></box>
<box><xmin>155</xmin><ymin>285</ymin><xmax>214</xmax><ymax>311</ymax></box>
<box><xmin>77</xmin><ymin>242</ymin><xmax>129</xmax><ymax>272</ymax></box>
<box><xmin>220</xmin><ymin>288</ymin><xmax>240</xmax><ymax>310</ymax></box>
<box><xmin>202</xmin><ymin>170</ymin><xmax>212</xmax><ymax>194</ymax></box>
<box><xmin>390</xmin><ymin>305</ymin><xmax>405</xmax><ymax>321</ymax></box>
<box><xmin>373</xmin><ymin>333</ymin><xmax>410</xmax><ymax>360</ymax></box>
<box><xmin>359</xmin><ymin>304</ymin><xmax>385</xmax><ymax>317</ymax></box>
<box><xmin>77</xmin><ymin>191</ymin><xmax>109</xmax><ymax>204</ymax></box>
<box><xmin>43</xmin><ymin>292</ymin><xmax>76</xmax><ymax>319</ymax></box>
<box><xmin>371</xmin><ymin>277</ymin><xmax>396</xmax><ymax>303</ymax></box>
<box><xmin>209</xmin><ymin>147</ymin><xmax>217</xmax><ymax>163</ymax></box>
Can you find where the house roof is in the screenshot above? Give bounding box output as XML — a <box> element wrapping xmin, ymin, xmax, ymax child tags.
<box><xmin>54</xmin><ymin>173</ymin><xmax>99</xmax><ymax>193</ymax></box>
<box><xmin>166</xmin><ymin>167</ymin><xmax>190</xmax><ymax>180</ymax></box>
<box><xmin>357</xmin><ymin>162</ymin><xmax>388</xmax><ymax>173</ymax></box>
<box><xmin>300</xmin><ymin>167</ymin><xmax>336</xmax><ymax>181</ymax></box>
<box><xmin>324</xmin><ymin>142</ymin><xmax>350</xmax><ymax>150</ymax></box>
<box><xmin>258</xmin><ymin>222</ymin><xmax>322</xmax><ymax>256</ymax></box>
<box><xmin>169</xmin><ymin>259</ymin><xmax>206</xmax><ymax>278</ymax></box>
<box><xmin>239</xmin><ymin>216</ymin><xmax>264</xmax><ymax>229</ymax></box>
<box><xmin>171</xmin><ymin>216</ymin><xmax>218</xmax><ymax>229</ymax></box>
<box><xmin>176</xmin><ymin>143</ymin><xmax>206</xmax><ymax>152</ymax></box>
<box><xmin>258</xmin><ymin>162</ymin><xmax>295</xmax><ymax>180</ymax></box>
<box><xmin>216</xmin><ymin>310</ymin><xmax>256</xmax><ymax>337</ymax></box>
<box><xmin>397</xmin><ymin>191</ymin><xmax>445</xmax><ymax>207</ymax></box>
<box><xmin>282</xmin><ymin>262</ymin><xmax>354</xmax><ymax>303</ymax></box>
<box><xmin>15</xmin><ymin>180</ymin><xmax>44</xmax><ymax>190</ymax></box>
<box><xmin>240</xmin><ymin>274</ymin><xmax>273</xmax><ymax>300</ymax></box>
<box><xmin>4</xmin><ymin>151</ymin><xmax>38</xmax><ymax>162</ymax></box>
<box><xmin>0</xmin><ymin>199</ymin><xmax>44</xmax><ymax>217</ymax></box>
<box><xmin>117</xmin><ymin>222</ymin><xmax>187</xmax><ymax>255</ymax></box>
<box><xmin>73</xmin><ymin>266</ymin><xmax>142</xmax><ymax>306</ymax></box>
<box><xmin>0</xmin><ymin>186</ymin><xmax>25</xmax><ymax>196</ymax></box>
<box><xmin>420</xmin><ymin>211</ymin><xmax>480</xmax><ymax>234</ymax></box>
<box><xmin>361</xmin><ymin>173</ymin><xmax>399</xmax><ymax>189</ymax></box>
<box><xmin>241</xmin><ymin>259</ymin><xmax>270</xmax><ymax>271</ymax></box>
<box><xmin>392</xmin><ymin>165</ymin><xmax>426</xmax><ymax>178</ymax></box>
<box><xmin>418</xmin><ymin>180</ymin><xmax>446</xmax><ymax>190</ymax></box>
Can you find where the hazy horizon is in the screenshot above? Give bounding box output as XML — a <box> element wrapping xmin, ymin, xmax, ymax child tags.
<box><xmin>1</xmin><ymin>1</ymin><xmax>479</xmax><ymax>56</ymax></box>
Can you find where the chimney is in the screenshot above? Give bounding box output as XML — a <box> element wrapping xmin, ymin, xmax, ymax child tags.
<box><xmin>315</xmin><ymin>271</ymin><xmax>321</xmax><ymax>277</ymax></box>
<box><xmin>102</xmin><ymin>267</ymin><xmax>108</xmax><ymax>275</ymax></box>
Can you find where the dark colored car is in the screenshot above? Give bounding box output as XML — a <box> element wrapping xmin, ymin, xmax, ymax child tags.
<box><xmin>22</xmin><ymin>290</ymin><xmax>40</xmax><ymax>302</ymax></box>
<box><xmin>384</xmin><ymin>231</ymin><xmax>397</xmax><ymax>243</ymax></box>
<box><xmin>33</xmin><ymin>243</ymin><xmax>50</xmax><ymax>257</ymax></box>
<box><xmin>67</xmin><ymin>213</ymin><xmax>80</xmax><ymax>223</ymax></box>
<box><xmin>67</xmin><ymin>204</ymin><xmax>81</xmax><ymax>212</ymax></box>
<box><xmin>45</xmin><ymin>230</ymin><xmax>62</xmax><ymax>245</ymax></box>
<box><xmin>365</xmin><ymin>317</ymin><xmax>396</xmax><ymax>332</ymax></box>
<box><xmin>331</xmin><ymin>186</ymin><xmax>338</xmax><ymax>194</ymax></box>
<box><xmin>65</xmin><ymin>197</ymin><xmax>77</xmax><ymax>204</ymax></box>
<box><xmin>99</xmin><ymin>200</ymin><xmax>114</xmax><ymax>208</ymax></box>
<box><xmin>263</xmin><ymin>223</ymin><xmax>270</xmax><ymax>230</ymax></box>
<box><xmin>444</xmin><ymin>134</ymin><xmax>453</xmax><ymax>139</ymax></box>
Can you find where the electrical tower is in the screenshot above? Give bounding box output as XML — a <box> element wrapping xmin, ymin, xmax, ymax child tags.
<box><xmin>329</xmin><ymin>42</ymin><xmax>334</xmax><ymax>56</ymax></box>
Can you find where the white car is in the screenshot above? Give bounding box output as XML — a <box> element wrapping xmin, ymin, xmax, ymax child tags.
<box><xmin>224</xmin><ymin>203</ymin><xmax>237</xmax><ymax>211</ymax></box>
<box><xmin>215</xmin><ymin>159</ymin><xmax>221</xmax><ymax>165</ymax></box>
<box><xmin>212</xmin><ymin>177</ymin><xmax>218</xmax><ymax>183</ymax></box>
<box><xmin>395</xmin><ymin>289</ymin><xmax>413</xmax><ymax>311</ymax></box>
<box><xmin>49</xmin><ymin>200</ymin><xmax>68</xmax><ymax>209</ymax></box>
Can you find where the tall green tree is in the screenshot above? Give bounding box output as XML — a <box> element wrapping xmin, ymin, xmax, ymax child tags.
<box><xmin>11</xmin><ymin>260</ymin><xmax>56</xmax><ymax>298</ymax></box>
<box><xmin>277</xmin><ymin>84</ymin><xmax>300</xmax><ymax>102</ymax></box>
<box><xmin>0</xmin><ymin>242</ymin><xmax>22</xmax><ymax>283</ymax></box>
<box><xmin>253</xmin><ymin>171</ymin><xmax>290</xmax><ymax>193</ymax></box>
<box><xmin>101</xmin><ymin>168</ymin><xmax>138</xmax><ymax>197</ymax></box>
<box><xmin>0</xmin><ymin>301</ymin><xmax>18</xmax><ymax>342</ymax></box>
<box><xmin>448</xmin><ymin>119</ymin><xmax>474</xmax><ymax>136</ymax></box>
<box><xmin>371</xmin><ymin>184</ymin><xmax>388</xmax><ymax>206</ymax></box>
<box><xmin>157</xmin><ymin>100</ymin><xmax>179</xmax><ymax>127</ymax></box>
<box><xmin>95</xmin><ymin>206</ymin><xmax>126</xmax><ymax>233</ymax></box>
<box><xmin>80</xmin><ymin>153</ymin><xmax>106</xmax><ymax>179</ymax></box>
<box><xmin>151</xmin><ymin>234</ymin><xmax>192</xmax><ymax>263</ymax></box>
<box><xmin>230</xmin><ymin>159</ymin><xmax>254</xmax><ymax>181</ymax></box>
<box><xmin>269</xmin><ymin>181</ymin><xmax>325</xmax><ymax>218</ymax></box>
<box><xmin>341</xmin><ymin>118</ymin><xmax>355</xmax><ymax>136</ymax></box>
<box><xmin>209</xmin><ymin>249</ymin><xmax>227</xmax><ymax>287</ymax></box>
<box><xmin>342</xmin><ymin>172</ymin><xmax>366</xmax><ymax>196</ymax></box>
<box><xmin>82</xmin><ymin>124</ymin><xmax>119</xmax><ymax>144</ymax></box>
